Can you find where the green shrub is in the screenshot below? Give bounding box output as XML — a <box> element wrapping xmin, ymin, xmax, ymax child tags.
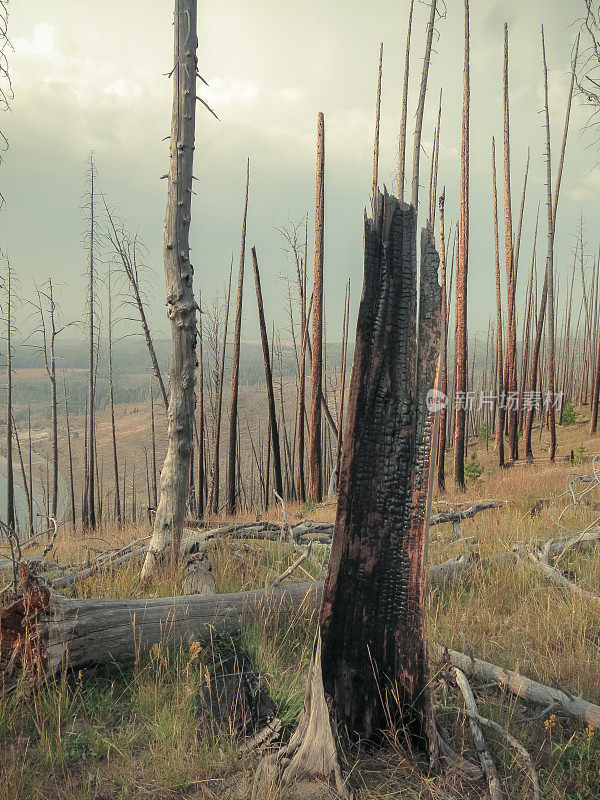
<box><xmin>561</xmin><ymin>402</ymin><xmax>577</xmax><ymax>426</ymax></box>
<box><xmin>575</xmin><ymin>443</ymin><xmax>589</xmax><ymax>466</ymax></box>
<box><xmin>465</xmin><ymin>451</ymin><xmax>484</xmax><ymax>483</ymax></box>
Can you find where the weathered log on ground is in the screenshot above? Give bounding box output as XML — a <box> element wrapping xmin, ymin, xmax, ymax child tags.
<box><xmin>429</xmin><ymin>501</ymin><xmax>503</xmax><ymax>525</ymax></box>
<box><xmin>0</xmin><ymin>582</ymin><xmax>322</xmax><ymax>679</ymax></box>
<box><xmin>437</xmin><ymin>645</ymin><xmax>600</xmax><ymax>728</ymax></box>
<box><xmin>4</xmin><ymin>576</ymin><xmax>600</xmax><ymax>734</ymax></box>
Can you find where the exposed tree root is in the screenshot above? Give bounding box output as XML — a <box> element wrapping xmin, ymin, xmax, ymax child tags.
<box><xmin>252</xmin><ymin>632</ymin><xmax>352</xmax><ymax>800</ymax></box>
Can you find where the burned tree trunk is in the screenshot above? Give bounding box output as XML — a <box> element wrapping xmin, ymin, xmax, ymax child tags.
<box><xmin>107</xmin><ymin>267</ymin><xmax>121</xmax><ymax>524</ymax></box>
<box><xmin>197</xmin><ymin>292</ymin><xmax>205</xmax><ymax>517</ymax></box>
<box><xmin>5</xmin><ymin>266</ymin><xmax>14</xmax><ymax>536</ymax></box>
<box><xmin>437</xmin><ymin>189</ymin><xmax>448</xmax><ymax>491</ymax></box>
<box><xmin>209</xmin><ymin>259</ymin><xmax>233</xmax><ymax>515</ymax></box>
<box><xmin>397</xmin><ymin>0</ymin><xmax>414</xmax><ymax>201</ymax></box>
<box><xmin>141</xmin><ymin>0</ymin><xmax>198</xmax><ymax>579</ymax></box>
<box><xmin>454</xmin><ymin>0</ymin><xmax>470</xmax><ymax>490</ymax></box>
<box><xmin>226</xmin><ymin>160</ymin><xmax>249</xmax><ymax>514</ymax></box>
<box><xmin>491</xmin><ymin>137</ymin><xmax>505</xmax><ymax>466</ymax></box>
<box><xmin>256</xmin><ymin>190</ymin><xmax>441</xmax><ymax>796</ymax></box>
<box><xmin>503</xmin><ymin>25</ymin><xmax>519</xmax><ymax>462</ymax></box>
<box><xmin>251</xmin><ymin>247</ymin><xmax>283</xmax><ymax>501</ymax></box>
<box><xmin>85</xmin><ymin>156</ymin><xmax>97</xmax><ymax>529</ymax></box>
<box><xmin>309</xmin><ymin>112</ymin><xmax>325</xmax><ymax>501</ymax></box>
<box><xmin>542</xmin><ymin>28</ymin><xmax>557</xmax><ymax>462</ymax></box>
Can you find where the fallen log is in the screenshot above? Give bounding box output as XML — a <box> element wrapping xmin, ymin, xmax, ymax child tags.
<box><xmin>436</xmin><ymin>645</ymin><xmax>600</xmax><ymax>729</ymax></box>
<box><xmin>0</xmin><ymin>581</ymin><xmax>322</xmax><ymax>679</ymax></box>
<box><xmin>429</xmin><ymin>501</ymin><xmax>503</xmax><ymax>526</ymax></box>
<box><xmin>4</xmin><ymin>575</ymin><xmax>600</xmax><ymax>734</ymax></box>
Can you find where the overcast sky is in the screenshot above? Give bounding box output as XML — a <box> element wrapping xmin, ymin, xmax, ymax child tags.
<box><xmin>1</xmin><ymin>0</ymin><xmax>597</xmax><ymax>351</ymax></box>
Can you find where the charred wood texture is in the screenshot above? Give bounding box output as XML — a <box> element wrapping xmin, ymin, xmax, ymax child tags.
<box><xmin>320</xmin><ymin>189</ymin><xmax>441</xmax><ymax>755</ymax></box>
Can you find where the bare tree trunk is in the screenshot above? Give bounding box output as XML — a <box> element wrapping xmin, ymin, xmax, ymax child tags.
<box><xmin>524</xmin><ymin>30</ymin><xmax>577</xmax><ymax>455</ymax></box>
<box><xmin>454</xmin><ymin>0</ymin><xmax>469</xmax><ymax>490</ymax></box>
<box><xmin>371</xmin><ymin>42</ymin><xmax>383</xmax><ymax>202</ymax></box>
<box><xmin>197</xmin><ymin>292</ymin><xmax>205</xmax><ymax>517</ymax></box>
<box><xmin>518</xmin><ymin>204</ymin><xmax>539</xmax><ymax>432</ymax></box>
<box><xmin>104</xmin><ymin>203</ymin><xmax>169</xmax><ymax>411</ymax></box>
<box><xmin>107</xmin><ymin>267</ymin><xmax>121</xmax><ymax>524</ymax></box>
<box><xmin>491</xmin><ymin>138</ymin><xmax>505</xmax><ymax>467</ymax></box>
<box><xmin>141</xmin><ymin>0</ymin><xmax>198</xmax><ymax>579</ymax></box>
<box><xmin>12</xmin><ymin>415</ymin><xmax>30</xmax><ymax>535</ymax></box>
<box><xmin>209</xmin><ymin>259</ymin><xmax>233</xmax><ymax>515</ymax></box>
<box><xmin>28</xmin><ymin>406</ymin><xmax>34</xmax><ymax>534</ymax></box>
<box><xmin>227</xmin><ymin>160</ymin><xmax>249</xmax><ymax>514</ymax></box>
<box><xmin>86</xmin><ymin>156</ymin><xmax>96</xmax><ymax>529</ymax></box>
<box><xmin>411</xmin><ymin>0</ymin><xmax>438</xmax><ymax>214</ymax></box>
<box><xmin>297</xmin><ymin>292</ymin><xmax>312</xmax><ymax>503</ymax></box>
<box><xmin>591</xmin><ymin>286</ymin><xmax>600</xmax><ymax>431</ymax></box>
<box><xmin>437</xmin><ymin>189</ymin><xmax>448</xmax><ymax>490</ymax></box>
<box><xmin>61</xmin><ymin>386</ymin><xmax>75</xmax><ymax>531</ymax></box>
<box><xmin>542</xmin><ymin>27</ymin><xmax>557</xmax><ymax>462</ymax></box>
<box><xmin>398</xmin><ymin>0</ymin><xmax>414</xmax><ymax>201</ymax></box>
<box><xmin>335</xmin><ymin>280</ymin><xmax>350</xmax><ymax>489</ymax></box>
<box><xmin>309</xmin><ymin>112</ymin><xmax>325</xmax><ymax>501</ymax></box>
<box><xmin>5</xmin><ymin>266</ymin><xmax>14</xmax><ymax>539</ymax></box>
<box><xmin>429</xmin><ymin>88</ymin><xmax>442</xmax><ymax>230</ymax></box>
<box><xmin>503</xmin><ymin>27</ymin><xmax>519</xmax><ymax>462</ymax></box>
<box><xmin>252</xmin><ymin>247</ymin><xmax>283</xmax><ymax>501</ymax></box>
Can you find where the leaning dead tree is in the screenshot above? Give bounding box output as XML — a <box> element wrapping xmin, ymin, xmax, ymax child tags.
<box><xmin>251</xmin><ymin>246</ymin><xmax>284</xmax><ymax>502</ymax></box>
<box><xmin>141</xmin><ymin>0</ymin><xmax>199</xmax><ymax>579</ymax></box>
<box><xmin>254</xmin><ymin>189</ymin><xmax>441</xmax><ymax>798</ymax></box>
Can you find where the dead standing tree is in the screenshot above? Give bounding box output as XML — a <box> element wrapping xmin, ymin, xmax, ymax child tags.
<box><xmin>104</xmin><ymin>202</ymin><xmax>169</xmax><ymax>411</ymax></box>
<box><xmin>255</xmin><ymin>191</ymin><xmax>442</xmax><ymax>798</ymax></box>
<box><xmin>141</xmin><ymin>0</ymin><xmax>199</xmax><ymax>580</ymax></box>
<box><xmin>309</xmin><ymin>112</ymin><xmax>325</xmax><ymax>501</ymax></box>
<box><xmin>454</xmin><ymin>0</ymin><xmax>470</xmax><ymax>489</ymax></box>
<box><xmin>84</xmin><ymin>155</ymin><xmax>98</xmax><ymax>529</ymax></box>
<box><xmin>31</xmin><ymin>279</ymin><xmax>72</xmax><ymax>522</ymax></box>
<box><xmin>251</xmin><ymin>246</ymin><xmax>283</xmax><ymax>501</ymax></box>
<box><xmin>226</xmin><ymin>160</ymin><xmax>249</xmax><ymax>515</ymax></box>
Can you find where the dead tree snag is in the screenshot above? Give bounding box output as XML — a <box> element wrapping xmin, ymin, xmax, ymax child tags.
<box><xmin>255</xmin><ymin>189</ymin><xmax>441</xmax><ymax>796</ymax></box>
<box><xmin>141</xmin><ymin>0</ymin><xmax>198</xmax><ymax>579</ymax></box>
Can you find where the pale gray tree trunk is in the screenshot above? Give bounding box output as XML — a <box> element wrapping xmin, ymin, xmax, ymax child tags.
<box><xmin>141</xmin><ymin>0</ymin><xmax>198</xmax><ymax>579</ymax></box>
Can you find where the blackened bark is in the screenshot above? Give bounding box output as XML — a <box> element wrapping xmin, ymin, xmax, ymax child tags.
<box><xmin>321</xmin><ymin>190</ymin><xmax>441</xmax><ymax>751</ymax></box>
<box><xmin>251</xmin><ymin>247</ymin><xmax>283</xmax><ymax>501</ymax></box>
<box><xmin>226</xmin><ymin>160</ymin><xmax>249</xmax><ymax>514</ymax></box>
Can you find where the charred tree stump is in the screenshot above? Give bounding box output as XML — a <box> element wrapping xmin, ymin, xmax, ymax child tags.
<box><xmin>254</xmin><ymin>189</ymin><xmax>441</xmax><ymax>797</ymax></box>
